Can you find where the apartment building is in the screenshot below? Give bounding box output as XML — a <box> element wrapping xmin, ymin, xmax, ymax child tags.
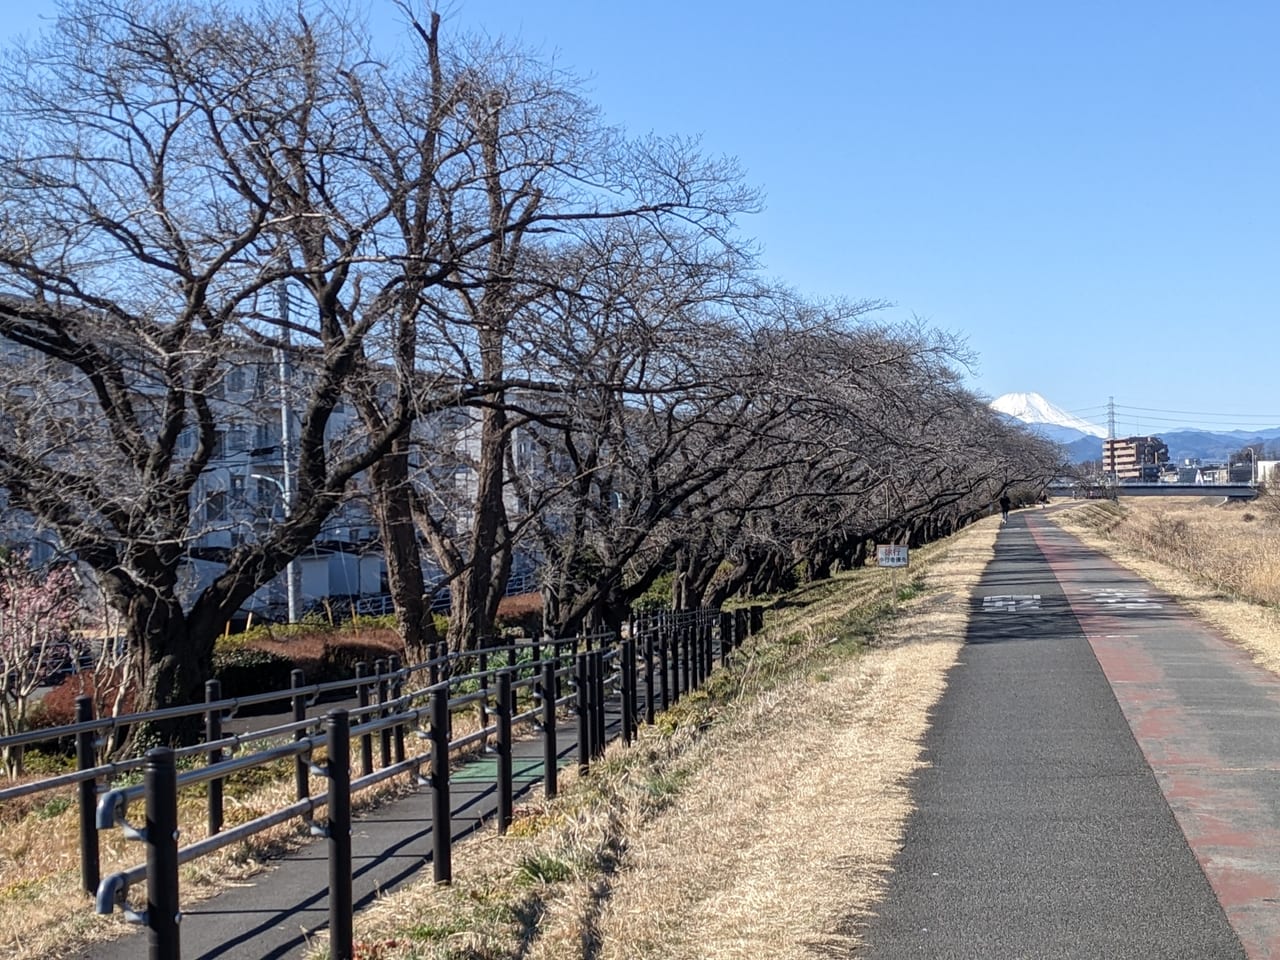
<box><xmin>0</xmin><ymin>316</ymin><xmax>549</xmax><ymax>620</ymax></box>
<box><xmin>1103</xmin><ymin>435</ymin><xmax>1169</xmax><ymax>482</ymax></box>
<box><xmin>0</xmin><ymin>319</ymin><xmax>392</xmax><ymax>616</ymax></box>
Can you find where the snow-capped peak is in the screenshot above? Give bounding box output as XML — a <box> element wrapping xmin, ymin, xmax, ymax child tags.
<box><xmin>990</xmin><ymin>392</ymin><xmax>1107</xmax><ymax>438</ymax></box>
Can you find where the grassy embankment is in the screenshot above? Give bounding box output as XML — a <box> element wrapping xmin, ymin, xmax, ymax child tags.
<box><xmin>1049</xmin><ymin>494</ymin><xmax>1280</xmax><ymax>672</ymax></box>
<box><xmin>300</xmin><ymin>518</ymin><xmax>1004</xmax><ymax>960</ymax></box>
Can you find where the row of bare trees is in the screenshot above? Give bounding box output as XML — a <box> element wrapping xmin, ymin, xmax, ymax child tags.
<box><xmin>0</xmin><ymin>0</ymin><xmax>1059</xmax><ymax>729</ymax></box>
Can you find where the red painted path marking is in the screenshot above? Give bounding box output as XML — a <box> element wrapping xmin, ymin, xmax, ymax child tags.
<box><xmin>1028</xmin><ymin>518</ymin><xmax>1280</xmax><ymax>959</ymax></box>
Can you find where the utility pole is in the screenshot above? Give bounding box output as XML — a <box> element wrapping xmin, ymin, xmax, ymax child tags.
<box><xmin>1106</xmin><ymin>396</ymin><xmax>1117</xmax><ymax>484</ymax></box>
<box><xmin>277</xmin><ymin>282</ymin><xmax>301</xmax><ymax>623</ymax></box>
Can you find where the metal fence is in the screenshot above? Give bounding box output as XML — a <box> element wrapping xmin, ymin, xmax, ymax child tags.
<box><xmin>0</xmin><ymin>605</ymin><xmax>765</xmax><ymax>960</ymax></box>
<box><xmin>352</xmin><ymin>569</ymin><xmax>542</xmax><ymax>618</ymax></box>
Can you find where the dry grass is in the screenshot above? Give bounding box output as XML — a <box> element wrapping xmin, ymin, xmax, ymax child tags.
<box><xmin>319</xmin><ymin>520</ymin><xmax>1000</xmax><ymax>959</ymax></box>
<box><xmin>1050</xmin><ymin>495</ymin><xmax>1280</xmax><ymax>675</ymax></box>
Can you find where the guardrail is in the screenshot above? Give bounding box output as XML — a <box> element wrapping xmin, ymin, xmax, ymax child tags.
<box><xmin>0</xmin><ymin>605</ymin><xmax>765</xmax><ymax>960</ymax></box>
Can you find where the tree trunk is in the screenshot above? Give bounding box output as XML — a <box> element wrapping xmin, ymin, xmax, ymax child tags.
<box><xmin>133</xmin><ymin>596</ymin><xmax>212</xmax><ymax>745</ymax></box>
<box><xmin>370</xmin><ymin>440</ymin><xmax>437</xmax><ymax>661</ymax></box>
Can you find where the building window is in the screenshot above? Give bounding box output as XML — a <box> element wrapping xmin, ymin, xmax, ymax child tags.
<box><xmin>255</xmin><ymin>422</ymin><xmax>280</xmax><ymax>450</ymax></box>
<box><xmin>256</xmin><ymin>475</ymin><xmax>282</xmax><ymax>510</ymax></box>
<box><xmin>205</xmin><ymin>490</ymin><xmax>227</xmax><ymax>523</ymax></box>
<box><xmin>225</xmin><ymin>426</ymin><xmax>247</xmax><ymax>457</ymax></box>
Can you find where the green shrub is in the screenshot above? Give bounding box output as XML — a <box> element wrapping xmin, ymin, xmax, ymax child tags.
<box><xmin>631</xmin><ymin>571</ymin><xmax>674</xmax><ymax>613</ymax></box>
<box><xmin>212</xmin><ymin>646</ymin><xmax>296</xmax><ymax>699</ymax></box>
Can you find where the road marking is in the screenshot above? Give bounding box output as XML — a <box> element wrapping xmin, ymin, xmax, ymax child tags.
<box><xmin>1081</xmin><ymin>587</ymin><xmax>1162</xmax><ymax>610</ymax></box>
<box><xmin>982</xmin><ymin>594</ymin><xmax>1042</xmax><ymax>612</ymax></box>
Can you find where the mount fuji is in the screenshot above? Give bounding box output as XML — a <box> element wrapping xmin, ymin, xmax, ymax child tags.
<box><xmin>990</xmin><ymin>392</ymin><xmax>1107</xmax><ymax>460</ymax></box>
<box><xmin>990</xmin><ymin>392</ymin><xmax>1107</xmax><ymax>438</ymax></box>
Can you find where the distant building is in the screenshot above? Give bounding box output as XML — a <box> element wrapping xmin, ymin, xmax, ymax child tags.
<box><xmin>1103</xmin><ymin>436</ymin><xmax>1169</xmax><ymax>482</ymax></box>
<box><xmin>1228</xmin><ymin>463</ymin><xmax>1255</xmax><ymax>484</ymax></box>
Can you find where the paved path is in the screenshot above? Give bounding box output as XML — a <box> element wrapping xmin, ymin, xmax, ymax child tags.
<box><xmin>858</xmin><ymin>510</ymin><xmax>1280</xmax><ymax>958</ymax></box>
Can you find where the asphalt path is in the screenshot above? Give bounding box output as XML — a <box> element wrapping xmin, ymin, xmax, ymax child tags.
<box><xmin>857</xmin><ymin>510</ymin><xmax>1247</xmax><ymax>959</ymax></box>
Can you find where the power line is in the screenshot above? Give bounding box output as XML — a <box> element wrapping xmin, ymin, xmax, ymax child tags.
<box><xmin>1112</xmin><ymin>414</ymin><xmax>1280</xmax><ymax>430</ymax></box>
<box><xmin>1113</xmin><ymin>403</ymin><xmax>1280</xmax><ymax>424</ymax></box>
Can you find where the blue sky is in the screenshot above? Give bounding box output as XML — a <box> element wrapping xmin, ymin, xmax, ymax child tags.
<box><xmin>6</xmin><ymin>1</ymin><xmax>1279</xmax><ymax>433</ymax></box>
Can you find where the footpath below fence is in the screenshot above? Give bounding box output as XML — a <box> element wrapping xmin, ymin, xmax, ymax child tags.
<box><xmin>72</xmin><ymin>707</ymin><xmax>599</xmax><ymax>960</ymax></box>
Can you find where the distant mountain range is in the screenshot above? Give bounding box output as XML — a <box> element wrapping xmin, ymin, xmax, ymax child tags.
<box><xmin>990</xmin><ymin>392</ymin><xmax>1280</xmax><ymax>464</ymax></box>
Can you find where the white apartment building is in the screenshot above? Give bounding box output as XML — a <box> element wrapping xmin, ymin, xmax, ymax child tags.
<box><xmin>0</xmin><ymin>323</ymin><xmax>390</xmax><ymax>619</ymax></box>
<box><xmin>0</xmin><ymin>316</ymin><xmax>552</xmax><ymax>621</ymax></box>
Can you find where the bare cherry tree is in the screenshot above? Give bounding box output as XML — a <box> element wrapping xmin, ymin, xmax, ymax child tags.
<box><xmin>374</xmin><ymin>21</ymin><xmax>761</xmax><ymax>651</ymax></box>
<box><xmin>0</xmin><ymin>2</ymin><xmax>420</xmax><ymax>732</ymax></box>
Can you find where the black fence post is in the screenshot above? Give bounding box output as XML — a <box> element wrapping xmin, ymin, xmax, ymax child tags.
<box><xmin>575</xmin><ymin>651</ymin><xmax>591</xmax><ymax>775</ymax></box>
<box><xmin>205</xmin><ymin>679</ymin><xmax>223</xmax><ymax>838</ymax></box>
<box><xmin>704</xmin><ymin>619</ymin><xmax>714</xmax><ymax>680</ymax></box>
<box><xmin>75</xmin><ymin>695</ymin><xmax>99</xmax><ymax>897</ymax></box>
<box><xmin>593</xmin><ymin>649</ymin><xmax>607</xmax><ymax>758</ymax></box>
<box><xmin>389</xmin><ymin>654</ymin><xmax>405</xmax><ymax>765</ymax></box>
<box><xmin>659</xmin><ymin>630</ymin><xmax>671</xmax><ymax>710</ymax></box>
<box><xmin>290</xmin><ymin>669</ymin><xmax>310</xmax><ymax>818</ymax></box>
<box><xmin>621</xmin><ymin>638</ymin><xmax>636</xmax><ymax>743</ymax></box>
<box><xmin>694</xmin><ymin>622</ymin><xmax>703</xmax><ymax>686</ymax></box>
<box><xmin>478</xmin><ymin>649</ymin><xmax>490</xmax><ymax>754</ymax></box>
<box><xmin>702</xmin><ymin>621</ymin><xmax>712</xmax><ymax>687</ymax></box>
<box><xmin>678</xmin><ymin>626</ymin><xmax>690</xmax><ymax>695</ymax></box>
<box><xmin>325</xmin><ymin>711</ymin><xmax>353</xmax><ymax>960</ymax></box>
<box><xmin>556</xmin><ymin>637</ymin><xmax>568</xmax><ymax>701</ymax></box>
<box><xmin>687</xmin><ymin>623</ymin><xmax>697</xmax><ymax>690</ymax></box>
<box><xmin>428</xmin><ymin>684</ymin><xmax>452</xmax><ymax>884</ymax></box>
<box><xmin>719</xmin><ymin>612</ymin><xmax>733</xmax><ymax>667</ymax></box>
<box><xmin>643</xmin><ymin>629</ymin><xmax>656</xmax><ymax>725</ymax></box>
<box><xmin>429</xmin><ymin>641</ymin><xmax>441</xmax><ymax>687</ymax></box>
<box><xmin>375</xmin><ymin>658</ymin><xmax>391</xmax><ymax>769</ymax></box>
<box><xmin>496</xmin><ymin>670</ymin><xmax>513</xmax><ymax>834</ymax></box>
<box><xmin>355</xmin><ymin>662</ymin><xmax>373</xmax><ymax>777</ymax></box>
<box><xmin>540</xmin><ymin>658</ymin><xmax>558</xmax><ymax>799</ymax></box>
<box><xmin>695</xmin><ymin>623</ymin><xmax>705</xmax><ymax>687</ymax></box>
<box><xmin>736</xmin><ymin>608</ymin><xmax>748</xmax><ymax>648</ymax></box>
<box><xmin>144</xmin><ymin>747</ymin><xmax>180</xmax><ymax>960</ymax></box>
<box><xmin>750</xmin><ymin>604</ymin><xmax>764</xmax><ymax>635</ymax></box>
<box><xmin>694</xmin><ymin>623</ymin><xmax>706</xmax><ymax>689</ymax></box>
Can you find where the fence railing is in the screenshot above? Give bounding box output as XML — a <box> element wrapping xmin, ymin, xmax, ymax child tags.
<box><xmin>352</xmin><ymin>569</ymin><xmax>542</xmax><ymax>618</ymax></box>
<box><xmin>0</xmin><ymin>605</ymin><xmax>766</xmax><ymax>960</ymax></box>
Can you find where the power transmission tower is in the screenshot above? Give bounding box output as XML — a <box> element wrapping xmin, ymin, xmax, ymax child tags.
<box><xmin>1106</xmin><ymin>396</ymin><xmax>1117</xmax><ymax>484</ymax></box>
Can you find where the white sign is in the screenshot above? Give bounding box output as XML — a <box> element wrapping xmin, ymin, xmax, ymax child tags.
<box><xmin>876</xmin><ymin>544</ymin><xmax>909</xmax><ymax>567</ymax></box>
<box><xmin>982</xmin><ymin>594</ymin><xmax>1042</xmax><ymax>612</ymax></box>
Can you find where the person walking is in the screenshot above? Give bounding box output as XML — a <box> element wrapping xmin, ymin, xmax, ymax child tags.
<box><xmin>999</xmin><ymin>494</ymin><xmax>1011</xmax><ymax>524</ymax></box>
